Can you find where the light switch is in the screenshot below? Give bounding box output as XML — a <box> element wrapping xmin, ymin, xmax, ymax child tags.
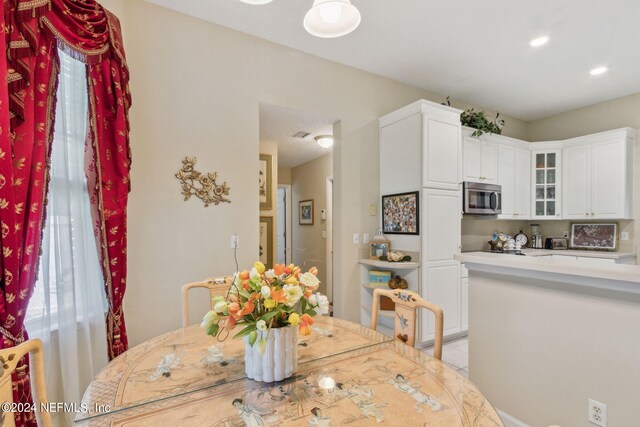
<box><xmin>321</xmin><ymin>230</ymin><xmax>327</xmax><ymax>239</ymax></box>
<box><xmin>353</xmin><ymin>233</ymin><xmax>359</xmax><ymax>244</ymax></box>
<box><xmin>363</xmin><ymin>233</ymin><xmax>370</xmax><ymax>244</ymax></box>
<box><xmin>621</xmin><ymin>232</ymin><xmax>629</xmax><ymax>241</ymax></box>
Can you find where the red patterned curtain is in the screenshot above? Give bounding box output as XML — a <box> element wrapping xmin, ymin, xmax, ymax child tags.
<box><xmin>1</xmin><ymin>1</ymin><xmax>131</xmax><ymax>423</ymax></box>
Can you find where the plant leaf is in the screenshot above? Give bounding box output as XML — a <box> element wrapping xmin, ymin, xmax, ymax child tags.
<box><xmin>233</xmin><ymin>324</ymin><xmax>257</xmax><ymax>339</ymax></box>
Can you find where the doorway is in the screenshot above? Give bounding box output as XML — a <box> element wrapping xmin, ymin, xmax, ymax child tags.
<box><xmin>259</xmin><ymin>103</ymin><xmax>337</xmax><ymax>298</ymax></box>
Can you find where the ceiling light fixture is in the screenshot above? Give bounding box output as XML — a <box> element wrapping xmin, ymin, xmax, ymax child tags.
<box><xmin>238</xmin><ymin>0</ymin><xmax>273</xmax><ymax>4</ymax></box>
<box><xmin>529</xmin><ymin>36</ymin><xmax>549</xmax><ymax>47</ymax></box>
<box><xmin>590</xmin><ymin>66</ymin><xmax>608</xmax><ymax>76</ymax></box>
<box><xmin>315</xmin><ymin>135</ymin><xmax>334</xmax><ymax>148</ymax></box>
<box><xmin>304</xmin><ymin>0</ymin><xmax>361</xmax><ymax>38</ymax></box>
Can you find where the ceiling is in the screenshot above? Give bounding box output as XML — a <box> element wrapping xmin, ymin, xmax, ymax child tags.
<box><xmin>145</xmin><ymin>0</ymin><xmax>640</xmax><ymax>121</ymax></box>
<box><xmin>259</xmin><ymin>104</ymin><xmax>335</xmax><ymax>169</ymax></box>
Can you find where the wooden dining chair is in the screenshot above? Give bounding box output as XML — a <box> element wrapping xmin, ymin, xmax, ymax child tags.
<box><xmin>0</xmin><ymin>338</ymin><xmax>52</xmax><ymax>427</ymax></box>
<box><xmin>182</xmin><ymin>277</ymin><xmax>233</xmax><ymax>327</ymax></box>
<box><xmin>371</xmin><ymin>288</ymin><xmax>444</xmax><ymax>360</ymax></box>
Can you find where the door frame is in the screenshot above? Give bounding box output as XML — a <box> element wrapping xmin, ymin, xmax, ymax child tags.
<box><xmin>325</xmin><ymin>176</ymin><xmax>333</xmax><ymax>302</ymax></box>
<box><xmin>277</xmin><ymin>184</ymin><xmax>292</xmax><ymax>265</ymax></box>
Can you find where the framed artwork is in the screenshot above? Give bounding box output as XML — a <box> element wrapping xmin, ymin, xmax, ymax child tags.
<box><xmin>259</xmin><ymin>216</ymin><xmax>274</xmax><ymax>268</ymax></box>
<box><xmin>570</xmin><ymin>223</ymin><xmax>617</xmax><ymax>250</ymax></box>
<box><xmin>382</xmin><ymin>191</ymin><xmax>419</xmax><ymax>235</ymax></box>
<box><xmin>299</xmin><ymin>199</ymin><xmax>314</xmax><ymax>225</ymax></box>
<box><xmin>259</xmin><ymin>154</ymin><xmax>273</xmax><ymax>210</ymax></box>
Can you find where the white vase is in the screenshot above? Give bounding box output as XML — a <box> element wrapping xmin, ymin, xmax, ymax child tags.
<box><xmin>244</xmin><ymin>325</ymin><xmax>298</xmax><ymax>382</ymax></box>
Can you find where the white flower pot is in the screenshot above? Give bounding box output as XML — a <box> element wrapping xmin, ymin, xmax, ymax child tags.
<box><xmin>244</xmin><ymin>325</ymin><xmax>298</xmax><ymax>382</ymax></box>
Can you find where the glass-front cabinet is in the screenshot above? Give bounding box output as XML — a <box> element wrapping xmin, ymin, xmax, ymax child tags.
<box><xmin>531</xmin><ymin>149</ymin><xmax>562</xmax><ymax>219</ymax></box>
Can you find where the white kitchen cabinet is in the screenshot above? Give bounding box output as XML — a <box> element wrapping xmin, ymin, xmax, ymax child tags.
<box><xmin>462</xmin><ymin>129</ymin><xmax>498</xmax><ymax>184</ymax></box>
<box><xmin>591</xmin><ymin>139</ymin><xmax>632</xmax><ymax>218</ymax></box>
<box><xmin>562</xmin><ymin>129</ymin><xmax>634</xmax><ymax>220</ymax></box>
<box><xmin>422</xmin><ymin>189</ymin><xmax>462</xmax><ymax>262</ymax></box>
<box><xmin>423</xmin><ymin>261</ymin><xmax>461</xmax><ymax>340</ymax></box>
<box><xmin>531</xmin><ymin>148</ymin><xmax>562</xmax><ymax>219</ymax></box>
<box><xmin>497</xmin><ymin>144</ymin><xmax>515</xmax><ymax>217</ymax></box>
<box><xmin>514</xmin><ymin>148</ymin><xmax>531</xmax><ymax>218</ymax></box>
<box><xmin>563</xmin><ymin>143</ymin><xmax>590</xmax><ymax>219</ymax></box>
<box><xmin>423</xmin><ymin>114</ymin><xmax>462</xmax><ymax>190</ymax></box>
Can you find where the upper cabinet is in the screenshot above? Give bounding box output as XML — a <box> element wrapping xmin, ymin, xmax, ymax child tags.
<box><xmin>497</xmin><ymin>138</ymin><xmax>530</xmax><ymax>219</ymax></box>
<box><xmin>380</xmin><ymin>100</ymin><xmax>462</xmax><ymax>192</ymax></box>
<box><xmin>562</xmin><ymin>129</ymin><xmax>635</xmax><ymax>220</ymax></box>
<box><xmin>462</xmin><ymin>129</ymin><xmax>498</xmax><ymax>184</ymax></box>
<box><xmin>531</xmin><ymin>145</ymin><xmax>562</xmax><ymax>219</ymax></box>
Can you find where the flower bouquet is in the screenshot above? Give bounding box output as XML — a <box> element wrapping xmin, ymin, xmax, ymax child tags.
<box><xmin>201</xmin><ymin>261</ymin><xmax>329</xmax><ymax>382</ymax></box>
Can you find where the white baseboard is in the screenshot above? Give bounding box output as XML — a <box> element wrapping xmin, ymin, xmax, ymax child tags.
<box><xmin>497</xmin><ymin>409</ymin><xmax>531</xmax><ymax>427</ymax></box>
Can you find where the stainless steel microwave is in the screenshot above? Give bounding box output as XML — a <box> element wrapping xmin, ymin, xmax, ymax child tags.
<box><xmin>463</xmin><ymin>182</ymin><xmax>502</xmax><ymax>215</ymax></box>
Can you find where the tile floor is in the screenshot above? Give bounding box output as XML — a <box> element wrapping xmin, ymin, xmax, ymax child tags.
<box><xmin>422</xmin><ymin>336</ymin><xmax>469</xmax><ymax>379</ymax></box>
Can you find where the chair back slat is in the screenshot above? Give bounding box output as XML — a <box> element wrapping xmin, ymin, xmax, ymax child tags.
<box><xmin>182</xmin><ymin>277</ymin><xmax>233</xmax><ymax>328</ymax></box>
<box><xmin>0</xmin><ymin>339</ymin><xmax>52</xmax><ymax>427</ymax></box>
<box><xmin>371</xmin><ymin>289</ymin><xmax>444</xmax><ymax>360</ymax></box>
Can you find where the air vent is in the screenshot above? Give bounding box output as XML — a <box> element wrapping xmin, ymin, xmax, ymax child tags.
<box><xmin>292</xmin><ymin>131</ymin><xmax>311</xmax><ymax>139</ymax></box>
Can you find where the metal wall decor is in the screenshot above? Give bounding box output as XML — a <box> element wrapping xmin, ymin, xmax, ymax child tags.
<box><xmin>175</xmin><ymin>157</ymin><xmax>231</xmax><ymax>207</ymax></box>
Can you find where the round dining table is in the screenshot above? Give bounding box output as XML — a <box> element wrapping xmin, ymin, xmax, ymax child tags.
<box><xmin>75</xmin><ymin>317</ymin><xmax>502</xmax><ymax>426</ymax></box>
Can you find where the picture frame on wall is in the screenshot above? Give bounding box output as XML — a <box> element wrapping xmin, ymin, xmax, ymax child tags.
<box><xmin>570</xmin><ymin>223</ymin><xmax>618</xmax><ymax>251</ymax></box>
<box><xmin>259</xmin><ymin>216</ymin><xmax>274</xmax><ymax>268</ymax></box>
<box><xmin>299</xmin><ymin>199</ymin><xmax>314</xmax><ymax>225</ymax></box>
<box><xmin>259</xmin><ymin>154</ymin><xmax>273</xmax><ymax>210</ymax></box>
<box><xmin>382</xmin><ymin>191</ymin><xmax>419</xmax><ymax>235</ymax></box>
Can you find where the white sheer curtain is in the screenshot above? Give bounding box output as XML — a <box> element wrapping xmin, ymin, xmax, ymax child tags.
<box><xmin>25</xmin><ymin>50</ymin><xmax>108</xmax><ymax>426</ymax></box>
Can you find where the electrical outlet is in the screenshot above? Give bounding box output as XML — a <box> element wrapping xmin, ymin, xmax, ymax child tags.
<box><xmin>363</xmin><ymin>233</ymin><xmax>370</xmax><ymax>244</ymax></box>
<box><xmin>621</xmin><ymin>231</ymin><xmax>629</xmax><ymax>241</ymax></box>
<box><xmin>563</xmin><ymin>231</ymin><xmax>569</xmax><ymax>238</ymax></box>
<box><xmin>230</xmin><ymin>234</ymin><xmax>239</xmax><ymax>249</ymax></box>
<box><xmin>588</xmin><ymin>398</ymin><xmax>607</xmax><ymax>427</ymax></box>
<box><xmin>353</xmin><ymin>233</ymin><xmax>359</xmax><ymax>244</ymax></box>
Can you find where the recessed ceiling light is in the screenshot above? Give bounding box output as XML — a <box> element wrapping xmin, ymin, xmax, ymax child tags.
<box><xmin>590</xmin><ymin>66</ymin><xmax>608</xmax><ymax>76</ymax></box>
<box><xmin>530</xmin><ymin>36</ymin><xmax>549</xmax><ymax>47</ymax></box>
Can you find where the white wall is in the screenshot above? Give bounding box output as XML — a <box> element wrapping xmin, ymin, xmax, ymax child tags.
<box><xmin>113</xmin><ymin>0</ymin><xmax>529</xmax><ymax>346</ymax></box>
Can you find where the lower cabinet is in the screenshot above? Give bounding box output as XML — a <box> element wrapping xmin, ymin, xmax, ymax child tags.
<box><xmin>422</xmin><ymin>261</ymin><xmax>461</xmax><ymax>341</ymax></box>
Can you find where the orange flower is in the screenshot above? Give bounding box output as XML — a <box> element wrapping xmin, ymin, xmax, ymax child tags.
<box><xmin>299</xmin><ymin>323</ymin><xmax>312</xmax><ymax>336</ymax></box>
<box><xmin>299</xmin><ymin>313</ymin><xmax>314</xmax><ymax>336</ymax></box>
<box><xmin>224</xmin><ymin>315</ymin><xmax>237</xmax><ymax>331</ymax></box>
<box><xmin>308</xmin><ymin>266</ymin><xmax>318</xmax><ymax>276</ymax></box>
<box><xmin>239</xmin><ymin>271</ymin><xmax>250</xmax><ymax>280</ymax></box>
<box><xmin>228</xmin><ymin>302</ymin><xmax>240</xmax><ymax>319</ymax></box>
<box><xmin>270</xmin><ymin>288</ymin><xmax>287</xmax><ymax>303</ymax></box>
<box><xmin>304</xmin><ymin>289</ymin><xmax>312</xmax><ymax>298</ymax></box>
<box><xmin>249</xmin><ymin>292</ymin><xmax>262</xmax><ymax>302</ymax></box>
<box><xmin>274</xmin><ymin>264</ymin><xmax>286</xmax><ymax>276</ymax></box>
<box><xmin>300</xmin><ymin>313</ymin><xmax>314</xmax><ymax>325</ymax></box>
<box><xmin>242</xmin><ymin>280</ymin><xmax>250</xmax><ymax>291</ymax></box>
<box><xmin>238</xmin><ymin>301</ymin><xmax>255</xmax><ymax>317</ymax></box>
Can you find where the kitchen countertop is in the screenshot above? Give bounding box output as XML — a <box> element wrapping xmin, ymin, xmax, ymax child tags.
<box><xmin>456</xmin><ymin>251</ymin><xmax>640</xmax><ymax>292</ymax></box>
<box><xmin>517</xmin><ymin>248</ymin><xmax>636</xmax><ymax>260</ymax></box>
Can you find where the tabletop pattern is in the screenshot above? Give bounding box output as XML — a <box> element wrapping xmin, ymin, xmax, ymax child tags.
<box><xmin>77</xmin><ymin>317</ymin><xmax>392</xmax><ymax>421</ymax></box>
<box><xmin>76</xmin><ymin>317</ymin><xmax>503</xmax><ymax>426</ymax></box>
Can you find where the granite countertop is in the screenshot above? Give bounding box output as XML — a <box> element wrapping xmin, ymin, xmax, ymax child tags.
<box><xmin>455</xmin><ymin>251</ymin><xmax>640</xmax><ymax>288</ymax></box>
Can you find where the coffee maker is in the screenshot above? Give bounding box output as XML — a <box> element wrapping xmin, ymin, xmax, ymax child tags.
<box><xmin>531</xmin><ymin>224</ymin><xmax>543</xmax><ymax>249</ymax></box>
